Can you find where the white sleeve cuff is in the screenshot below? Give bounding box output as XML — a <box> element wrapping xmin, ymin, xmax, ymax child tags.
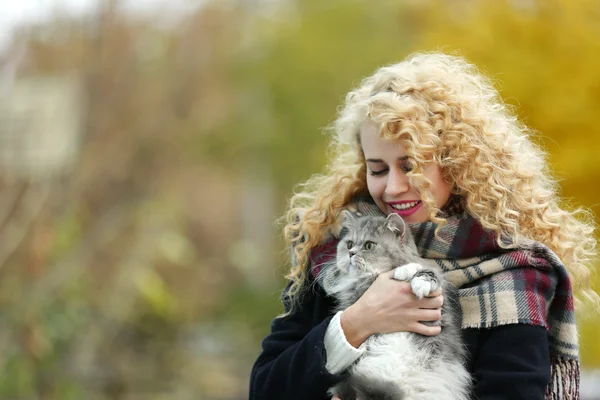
<box><xmin>324</xmin><ymin>311</ymin><xmax>366</xmax><ymax>374</ymax></box>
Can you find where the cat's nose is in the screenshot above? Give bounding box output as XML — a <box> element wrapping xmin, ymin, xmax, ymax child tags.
<box><xmin>349</xmin><ymin>250</ymin><xmax>356</xmax><ymax>257</ymax></box>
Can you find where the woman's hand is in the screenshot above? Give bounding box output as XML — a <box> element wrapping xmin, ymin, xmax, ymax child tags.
<box><xmin>340</xmin><ymin>269</ymin><xmax>443</xmax><ymax>348</ymax></box>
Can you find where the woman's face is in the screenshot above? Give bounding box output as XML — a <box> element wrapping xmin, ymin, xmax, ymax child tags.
<box><xmin>360</xmin><ymin>120</ymin><xmax>452</xmax><ymax>224</ymax></box>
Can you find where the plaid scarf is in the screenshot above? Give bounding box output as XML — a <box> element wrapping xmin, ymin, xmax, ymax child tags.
<box><xmin>309</xmin><ymin>199</ymin><xmax>580</xmax><ymax>400</ymax></box>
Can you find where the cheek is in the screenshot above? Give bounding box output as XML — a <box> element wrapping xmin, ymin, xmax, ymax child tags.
<box><xmin>432</xmin><ymin>178</ymin><xmax>451</xmax><ymax>205</ymax></box>
<box><xmin>361</xmin><ymin>253</ymin><xmax>385</xmax><ymax>272</ymax></box>
<box><xmin>338</xmin><ymin>247</ymin><xmax>351</xmax><ymax>259</ymax></box>
<box><xmin>366</xmin><ymin>176</ymin><xmax>385</xmax><ymax>199</ymax></box>
<box><xmin>335</xmin><ymin>254</ymin><xmax>350</xmax><ymax>271</ymax></box>
<box><xmin>424</xmin><ymin>165</ymin><xmax>451</xmax><ymax>205</ymax></box>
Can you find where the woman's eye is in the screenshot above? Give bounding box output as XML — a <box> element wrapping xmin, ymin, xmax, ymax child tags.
<box><xmin>369</xmin><ymin>169</ymin><xmax>388</xmax><ymax>176</ymax></box>
<box><xmin>346</xmin><ymin>241</ymin><xmax>354</xmax><ymax>249</ymax></box>
<box><xmin>401</xmin><ymin>161</ymin><xmax>414</xmax><ymax>173</ymax></box>
<box><xmin>364</xmin><ymin>241</ymin><xmax>377</xmax><ymax>250</ymax></box>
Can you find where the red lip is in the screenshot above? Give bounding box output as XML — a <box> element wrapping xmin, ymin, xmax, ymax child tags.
<box><xmin>386</xmin><ymin>200</ymin><xmax>423</xmax><ymax>217</ymax></box>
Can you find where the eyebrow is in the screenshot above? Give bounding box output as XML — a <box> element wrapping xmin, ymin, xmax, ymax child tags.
<box><xmin>365</xmin><ymin>156</ymin><xmax>409</xmax><ymax>163</ymax></box>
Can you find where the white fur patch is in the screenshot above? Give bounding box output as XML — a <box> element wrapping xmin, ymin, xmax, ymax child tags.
<box><xmin>351</xmin><ymin>332</ymin><xmax>472</xmax><ymax>400</ymax></box>
<box><xmin>392</xmin><ymin>263</ymin><xmax>423</xmax><ymax>281</ymax></box>
<box><xmin>411</xmin><ymin>276</ymin><xmax>432</xmax><ymax>299</ymax></box>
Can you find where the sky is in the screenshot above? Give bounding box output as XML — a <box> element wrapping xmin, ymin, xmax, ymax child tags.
<box><xmin>0</xmin><ymin>0</ymin><xmax>202</xmax><ymax>50</ymax></box>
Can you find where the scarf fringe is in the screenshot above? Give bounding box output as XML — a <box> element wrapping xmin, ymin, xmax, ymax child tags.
<box><xmin>461</xmin><ymin>319</ymin><xmax>538</xmax><ymax>330</ymax></box>
<box><xmin>546</xmin><ymin>356</ymin><xmax>580</xmax><ymax>400</ymax></box>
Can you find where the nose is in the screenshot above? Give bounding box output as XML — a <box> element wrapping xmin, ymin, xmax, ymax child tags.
<box><xmin>349</xmin><ymin>250</ymin><xmax>356</xmax><ymax>257</ymax></box>
<box><xmin>384</xmin><ymin>168</ymin><xmax>410</xmax><ymax>197</ymax></box>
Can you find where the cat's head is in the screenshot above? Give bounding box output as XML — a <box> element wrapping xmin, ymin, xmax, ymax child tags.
<box><xmin>335</xmin><ymin>211</ymin><xmax>418</xmax><ymax>276</ymax></box>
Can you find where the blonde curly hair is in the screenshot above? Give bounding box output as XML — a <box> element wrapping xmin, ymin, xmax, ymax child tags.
<box><xmin>284</xmin><ymin>52</ymin><xmax>598</xmax><ymax>310</ymax></box>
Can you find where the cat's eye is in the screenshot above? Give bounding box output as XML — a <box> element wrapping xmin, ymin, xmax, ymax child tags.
<box><xmin>346</xmin><ymin>241</ymin><xmax>354</xmax><ymax>249</ymax></box>
<box><xmin>364</xmin><ymin>241</ymin><xmax>377</xmax><ymax>250</ymax></box>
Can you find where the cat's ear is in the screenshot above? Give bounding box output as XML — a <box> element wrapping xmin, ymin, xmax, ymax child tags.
<box><xmin>385</xmin><ymin>213</ymin><xmax>406</xmax><ymax>241</ymax></box>
<box><xmin>342</xmin><ymin>210</ymin><xmax>358</xmax><ymax>225</ymax></box>
<box><xmin>332</xmin><ymin>210</ymin><xmax>357</xmax><ymax>239</ymax></box>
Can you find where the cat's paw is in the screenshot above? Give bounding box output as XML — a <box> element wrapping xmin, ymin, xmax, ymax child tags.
<box><xmin>411</xmin><ymin>270</ymin><xmax>442</xmax><ymax>299</ymax></box>
<box><xmin>392</xmin><ymin>263</ymin><xmax>423</xmax><ymax>281</ymax></box>
<box><xmin>411</xmin><ymin>277</ymin><xmax>432</xmax><ymax>299</ymax></box>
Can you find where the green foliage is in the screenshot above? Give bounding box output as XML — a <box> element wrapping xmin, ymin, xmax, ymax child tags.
<box><xmin>0</xmin><ymin>282</ymin><xmax>90</xmax><ymax>397</ymax></box>
<box><xmin>50</xmin><ymin>210</ymin><xmax>83</xmax><ymax>259</ymax></box>
<box><xmin>212</xmin><ymin>281</ymin><xmax>285</xmax><ymax>341</ymax></box>
<box><xmin>231</xmin><ymin>1</ymin><xmax>416</xmax><ymax>192</ymax></box>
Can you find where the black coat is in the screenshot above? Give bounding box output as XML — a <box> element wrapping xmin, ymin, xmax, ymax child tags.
<box><xmin>249</xmin><ymin>281</ymin><xmax>551</xmax><ymax>400</ymax></box>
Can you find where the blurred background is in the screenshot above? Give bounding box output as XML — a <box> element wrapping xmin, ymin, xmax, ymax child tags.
<box><xmin>0</xmin><ymin>0</ymin><xmax>599</xmax><ymax>399</ymax></box>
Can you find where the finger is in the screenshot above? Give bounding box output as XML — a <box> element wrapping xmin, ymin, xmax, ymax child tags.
<box><xmin>412</xmin><ymin>323</ymin><xmax>442</xmax><ymax>336</ymax></box>
<box><xmin>384</xmin><ymin>277</ymin><xmax>414</xmax><ymax>294</ymax></box>
<box><xmin>418</xmin><ymin>295</ymin><xmax>444</xmax><ymax>309</ymax></box>
<box><xmin>383</xmin><ymin>269</ymin><xmax>396</xmax><ymax>278</ymax></box>
<box><xmin>418</xmin><ymin>308</ymin><xmax>442</xmax><ymax>322</ymax></box>
<box><xmin>425</xmin><ymin>288</ymin><xmax>443</xmax><ymax>297</ymax></box>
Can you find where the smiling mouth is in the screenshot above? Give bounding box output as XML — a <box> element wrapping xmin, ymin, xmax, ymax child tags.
<box><xmin>389</xmin><ymin>201</ymin><xmax>421</xmax><ymax>210</ymax></box>
<box><xmin>387</xmin><ymin>200</ymin><xmax>423</xmax><ymax>217</ymax></box>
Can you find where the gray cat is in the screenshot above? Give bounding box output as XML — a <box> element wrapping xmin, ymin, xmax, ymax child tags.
<box><xmin>318</xmin><ymin>211</ymin><xmax>471</xmax><ymax>400</ymax></box>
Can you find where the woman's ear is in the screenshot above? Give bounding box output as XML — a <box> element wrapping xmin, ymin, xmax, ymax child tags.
<box><xmin>385</xmin><ymin>213</ymin><xmax>406</xmax><ymax>241</ymax></box>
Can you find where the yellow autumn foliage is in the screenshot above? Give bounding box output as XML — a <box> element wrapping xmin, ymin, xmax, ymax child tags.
<box><xmin>413</xmin><ymin>0</ymin><xmax>600</xmax><ymax>367</ymax></box>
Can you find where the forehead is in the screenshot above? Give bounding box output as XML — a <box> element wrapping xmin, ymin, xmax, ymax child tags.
<box><xmin>359</xmin><ymin>120</ymin><xmax>406</xmax><ymax>159</ymax></box>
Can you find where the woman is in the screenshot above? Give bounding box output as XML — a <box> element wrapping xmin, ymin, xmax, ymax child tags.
<box><xmin>249</xmin><ymin>52</ymin><xmax>597</xmax><ymax>400</ymax></box>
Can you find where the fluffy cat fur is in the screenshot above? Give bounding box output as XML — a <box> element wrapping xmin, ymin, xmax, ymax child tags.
<box><xmin>318</xmin><ymin>211</ymin><xmax>472</xmax><ymax>400</ymax></box>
